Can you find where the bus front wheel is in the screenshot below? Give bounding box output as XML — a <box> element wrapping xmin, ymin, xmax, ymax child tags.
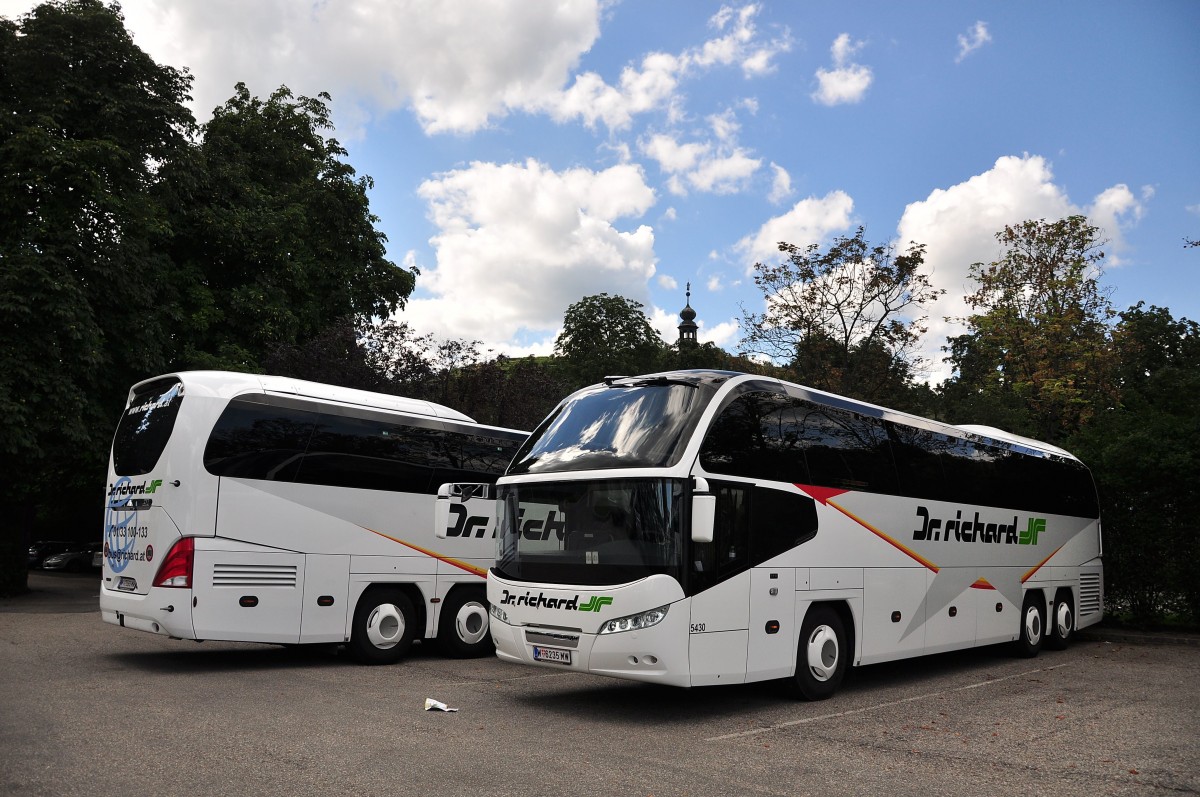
<box><xmin>438</xmin><ymin>587</ymin><xmax>494</xmax><ymax>658</ymax></box>
<box><xmin>348</xmin><ymin>588</ymin><xmax>416</xmax><ymax>665</ymax></box>
<box><xmin>788</xmin><ymin>605</ymin><xmax>848</xmax><ymax>701</ymax></box>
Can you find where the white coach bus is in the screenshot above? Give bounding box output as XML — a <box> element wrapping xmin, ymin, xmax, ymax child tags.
<box><xmin>470</xmin><ymin>370</ymin><xmax>1103</xmax><ymax>699</ymax></box>
<box><xmin>101</xmin><ymin>371</ymin><xmax>527</xmax><ymax>663</ymax></box>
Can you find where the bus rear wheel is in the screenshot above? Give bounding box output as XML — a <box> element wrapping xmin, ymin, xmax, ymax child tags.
<box><xmin>1045</xmin><ymin>589</ymin><xmax>1074</xmax><ymax>650</ymax></box>
<box><xmin>1013</xmin><ymin>591</ymin><xmax>1045</xmax><ymax>658</ymax></box>
<box><xmin>438</xmin><ymin>587</ymin><xmax>493</xmax><ymax>658</ymax></box>
<box><xmin>348</xmin><ymin>588</ymin><xmax>416</xmax><ymax>665</ymax></box>
<box><xmin>788</xmin><ymin>605</ymin><xmax>848</xmax><ymax>701</ymax></box>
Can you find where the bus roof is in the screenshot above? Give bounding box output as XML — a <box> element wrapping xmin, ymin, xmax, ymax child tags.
<box><xmin>584</xmin><ymin>369</ymin><xmax>1080</xmax><ymax>464</ymax></box>
<box><xmin>130</xmin><ymin>371</ymin><xmax>477</xmax><ymax>424</ymax></box>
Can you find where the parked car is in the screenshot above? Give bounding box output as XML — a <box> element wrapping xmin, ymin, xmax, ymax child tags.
<box><xmin>28</xmin><ymin>541</ymin><xmax>74</xmax><ymax>569</ymax></box>
<box><xmin>42</xmin><ymin>542</ymin><xmax>103</xmax><ymax>572</ymax></box>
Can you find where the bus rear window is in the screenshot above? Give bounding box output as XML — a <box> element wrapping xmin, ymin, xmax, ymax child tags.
<box><xmin>112</xmin><ymin>378</ymin><xmax>185</xmax><ymax>476</ymax></box>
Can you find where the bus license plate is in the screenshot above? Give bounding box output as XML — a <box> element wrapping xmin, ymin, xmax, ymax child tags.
<box><xmin>117</xmin><ymin>577</ymin><xmax>137</xmax><ymax>592</ymax></box>
<box><xmin>532</xmin><ymin>646</ymin><xmax>571</xmax><ymax>665</ymax></box>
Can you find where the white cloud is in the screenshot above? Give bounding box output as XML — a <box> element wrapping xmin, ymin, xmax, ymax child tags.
<box><xmin>736</xmin><ymin>190</ymin><xmax>856</xmax><ymax>266</ymax></box>
<box><xmin>896</xmin><ymin>154</ymin><xmax>1146</xmax><ymax>381</ymax></box>
<box><xmin>768</xmin><ymin>162</ymin><xmax>793</xmax><ymax>204</ymax></box>
<box><xmin>35</xmin><ymin>1</ymin><xmax>788</xmax><ymax>137</ymax></box>
<box><xmin>657</xmin><ymin>274</ymin><xmax>679</xmax><ymax>290</ymax></box>
<box><xmin>812</xmin><ymin>33</ymin><xmax>872</xmax><ymax>106</ymax></box>
<box><xmin>402</xmin><ymin>159</ymin><xmax>658</xmax><ymax>351</ymax></box>
<box><xmin>701</xmin><ymin>319</ymin><xmax>740</xmax><ymax>347</ymax></box>
<box><xmin>1088</xmin><ymin>184</ymin><xmax>1148</xmax><ymax>265</ymax></box>
<box><xmin>641</xmin><ymin>103</ymin><xmax>764</xmax><ymax>197</ymax></box>
<box><xmin>955</xmin><ymin>21</ymin><xmax>992</xmax><ymax>63</ymax></box>
<box><xmin>707</xmin><ymin>275</ymin><xmax>724</xmax><ymax>292</ymax></box>
<box><xmin>549</xmin><ymin>3</ymin><xmax>789</xmax><ymax>131</ymax></box>
<box><xmin>113</xmin><ymin>0</ymin><xmax>601</xmax><ymax>135</ymax></box>
<box><xmin>1187</xmin><ymin>203</ymin><xmax>1200</xmax><ymax>217</ymax></box>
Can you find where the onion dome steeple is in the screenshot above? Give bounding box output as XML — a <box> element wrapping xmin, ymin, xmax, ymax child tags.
<box><xmin>677</xmin><ymin>283</ymin><xmax>698</xmax><ymax>345</ymax></box>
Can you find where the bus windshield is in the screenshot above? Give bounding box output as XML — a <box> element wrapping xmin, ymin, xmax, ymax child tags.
<box><xmin>508</xmin><ymin>381</ymin><xmax>712</xmax><ymax>475</ymax></box>
<box><xmin>494</xmin><ymin>478</ymin><xmax>686</xmax><ymax>586</ymax></box>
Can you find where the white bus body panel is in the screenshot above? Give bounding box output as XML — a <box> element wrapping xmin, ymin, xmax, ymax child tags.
<box><xmin>488</xmin><ymin>573</ymin><xmax>691</xmax><ymax>687</ymax></box>
<box><xmin>102</xmin><ymin>370</ymin><xmax>516</xmax><ymax>650</ymax></box>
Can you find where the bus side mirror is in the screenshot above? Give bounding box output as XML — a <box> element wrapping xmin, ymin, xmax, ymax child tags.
<box><xmin>691</xmin><ymin>477</ymin><xmax>715</xmax><ymax>544</ymax></box>
<box><xmin>434</xmin><ymin>483</ymin><xmax>453</xmax><ymax>539</ymax></box>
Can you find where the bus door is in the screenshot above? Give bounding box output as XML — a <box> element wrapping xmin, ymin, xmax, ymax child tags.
<box><xmin>688</xmin><ymin>481</ymin><xmax>751</xmax><ymax>686</ymax></box>
<box><xmin>747</xmin><ymin>567</ymin><xmax>798</xmax><ymax>679</ymax></box>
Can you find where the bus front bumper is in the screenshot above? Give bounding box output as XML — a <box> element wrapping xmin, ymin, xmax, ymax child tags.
<box><xmin>490</xmin><ymin>606</ymin><xmax>692</xmax><ymax>688</ymax></box>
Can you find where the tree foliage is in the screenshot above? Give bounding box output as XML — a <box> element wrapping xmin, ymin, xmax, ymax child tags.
<box><xmin>1067</xmin><ymin>304</ymin><xmax>1200</xmax><ymax>623</ymax></box>
<box><xmin>943</xmin><ymin>216</ymin><xmax>1116</xmax><ymax>442</ymax></box>
<box><xmin>554</xmin><ymin>293</ymin><xmax>667</xmax><ymax>388</ymax></box>
<box><xmin>739</xmin><ymin>227</ymin><xmax>941</xmax><ymax>404</ymax></box>
<box><xmin>0</xmin><ymin>1</ymin><xmax>412</xmax><ymax>594</ymax></box>
<box><xmin>162</xmin><ymin>83</ymin><xmax>415</xmax><ymax>370</ymax></box>
<box><xmin>0</xmin><ymin>0</ymin><xmax>195</xmax><ymax>594</ymax></box>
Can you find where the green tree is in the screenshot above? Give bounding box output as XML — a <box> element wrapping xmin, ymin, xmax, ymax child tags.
<box><xmin>739</xmin><ymin>227</ymin><xmax>941</xmax><ymax>404</ymax></box>
<box><xmin>0</xmin><ymin>0</ymin><xmax>194</xmax><ymax>595</ymax></box>
<box><xmin>942</xmin><ymin>216</ymin><xmax>1116</xmax><ymax>443</ymax></box>
<box><xmin>554</xmin><ymin>294</ymin><xmax>667</xmax><ymax>388</ymax></box>
<box><xmin>1068</xmin><ymin>304</ymin><xmax>1200</xmax><ymax>624</ymax></box>
<box><xmin>162</xmin><ymin>83</ymin><xmax>415</xmax><ymax>371</ymax></box>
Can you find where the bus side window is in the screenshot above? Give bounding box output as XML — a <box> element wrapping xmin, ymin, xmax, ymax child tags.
<box><xmin>749</xmin><ymin>486</ymin><xmax>818</xmax><ymax>562</ymax></box>
<box><xmin>297</xmin><ymin>414</ymin><xmax>445</xmax><ymax>494</ymax></box>
<box><xmin>699</xmin><ymin>391</ymin><xmax>812</xmax><ymax>485</ymax></box>
<box><xmin>793</xmin><ymin>401</ymin><xmax>898</xmax><ymax>494</ymax></box>
<box><xmin>204</xmin><ymin>401</ymin><xmax>318</xmax><ymax>482</ymax></box>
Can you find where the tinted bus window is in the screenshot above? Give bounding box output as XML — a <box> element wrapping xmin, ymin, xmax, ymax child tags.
<box><xmin>440</xmin><ymin>432</ymin><xmax>523</xmax><ymax>485</ymax></box>
<box><xmin>795</xmin><ymin>401</ymin><xmax>897</xmax><ymax>493</ymax></box>
<box><xmin>112</xmin><ymin>378</ymin><xmax>185</xmax><ymax>476</ymax></box>
<box><xmin>701</xmin><ymin>393</ymin><xmax>897</xmax><ymax>492</ymax></box>
<box><xmin>204</xmin><ymin>400</ymin><xmax>318</xmax><ymax>482</ymax></box>
<box><xmin>295</xmin><ymin>414</ymin><xmax>446</xmax><ymax>494</ymax></box>
<box><xmin>700</xmin><ymin>391</ymin><xmax>812</xmax><ymax>484</ymax></box>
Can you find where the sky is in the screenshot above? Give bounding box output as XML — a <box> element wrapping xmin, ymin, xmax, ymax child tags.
<box><xmin>6</xmin><ymin>0</ymin><xmax>1199</xmax><ymax>382</ymax></box>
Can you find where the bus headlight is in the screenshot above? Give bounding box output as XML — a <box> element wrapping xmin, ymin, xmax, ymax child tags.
<box><xmin>489</xmin><ymin>603</ymin><xmax>508</xmax><ymax>624</ymax></box>
<box><xmin>598</xmin><ymin>605</ymin><xmax>668</xmax><ymax>635</ymax></box>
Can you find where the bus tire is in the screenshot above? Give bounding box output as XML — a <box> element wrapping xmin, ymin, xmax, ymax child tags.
<box><xmin>348</xmin><ymin>588</ymin><xmax>416</xmax><ymax>665</ymax></box>
<box><xmin>1014</xmin><ymin>591</ymin><xmax>1045</xmax><ymax>658</ymax></box>
<box><xmin>1045</xmin><ymin>589</ymin><xmax>1074</xmax><ymax>650</ymax></box>
<box><xmin>788</xmin><ymin>605</ymin><xmax>848</xmax><ymax>701</ymax></box>
<box><xmin>438</xmin><ymin>587</ymin><xmax>493</xmax><ymax>658</ymax></box>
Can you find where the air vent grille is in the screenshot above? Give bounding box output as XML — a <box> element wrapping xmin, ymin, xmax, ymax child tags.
<box><xmin>213</xmin><ymin>563</ymin><xmax>297</xmax><ymax>588</ymax></box>
<box><xmin>1078</xmin><ymin>572</ymin><xmax>1102</xmax><ymax>616</ymax></box>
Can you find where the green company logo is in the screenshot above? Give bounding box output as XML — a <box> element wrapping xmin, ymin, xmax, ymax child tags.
<box><xmin>146</xmin><ymin>479</ymin><xmax>162</xmax><ymax>494</ymax></box>
<box><xmin>578</xmin><ymin>596</ymin><xmax>614</xmax><ymax>612</ymax></box>
<box><xmin>1019</xmin><ymin>517</ymin><xmax>1046</xmax><ymax>546</ymax></box>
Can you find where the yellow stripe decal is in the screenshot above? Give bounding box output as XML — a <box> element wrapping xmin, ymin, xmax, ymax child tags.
<box><xmin>827</xmin><ymin>499</ymin><xmax>941</xmax><ymax>573</ymax></box>
<box><xmin>361</xmin><ymin>527</ymin><xmax>488</xmax><ymax>578</ymax></box>
<box><xmin>1021</xmin><ymin>545</ymin><xmax>1063</xmax><ymax>583</ymax></box>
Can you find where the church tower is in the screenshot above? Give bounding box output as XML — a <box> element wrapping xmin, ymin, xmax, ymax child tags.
<box><xmin>677</xmin><ymin>283</ymin><xmax>698</xmax><ymax>346</ymax></box>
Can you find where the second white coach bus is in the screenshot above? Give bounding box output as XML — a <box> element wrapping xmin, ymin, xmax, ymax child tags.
<box><xmin>101</xmin><ymin>371</ymin><xmax>526</xmax><ymax>663</ymax></box>
<box><xmin>475</xmin><ymin>370</ymin><xmax>1103</xmax><ymax>698</ymax></box>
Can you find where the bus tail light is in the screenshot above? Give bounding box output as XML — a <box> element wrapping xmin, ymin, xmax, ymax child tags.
<box><xmin>153</xmin><ymin>537</ymin><xmax>194</xmax><ymax>588</ymax></box>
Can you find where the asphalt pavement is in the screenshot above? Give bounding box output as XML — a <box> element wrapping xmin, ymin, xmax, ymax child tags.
<box><xmin>1</xmin><ymin>571</ymin><xmax>1197</xmax><ymax>797</ymax></box>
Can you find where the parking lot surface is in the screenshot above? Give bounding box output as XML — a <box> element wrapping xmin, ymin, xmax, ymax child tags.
<box><xmin>1</xmin><ymin>572</ymin><xmax>1197</xmax><ymax>797</ymax></box>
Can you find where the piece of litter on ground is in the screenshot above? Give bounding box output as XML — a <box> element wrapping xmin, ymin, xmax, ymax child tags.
<box><xmin>424</xmin><ymin>698</ymin><xmax>458</xmax><ymax>712</ymax></box>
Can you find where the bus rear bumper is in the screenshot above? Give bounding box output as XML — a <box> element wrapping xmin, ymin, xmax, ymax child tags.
<box><xmin>100</xmin><ymin>585</ymin><xmax>195</xmax><ymax>639</ymax></box>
